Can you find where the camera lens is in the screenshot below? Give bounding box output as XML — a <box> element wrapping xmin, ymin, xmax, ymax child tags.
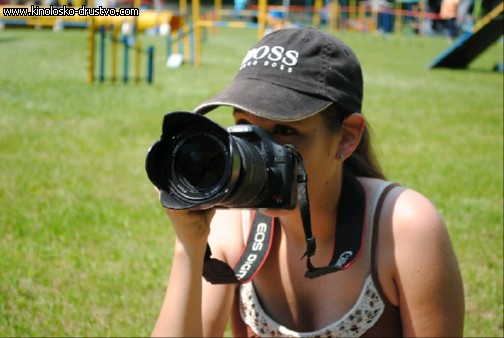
<box><xmin>174</xmin><ymin>135</ymin><xmax>227</xmax><ymax>190</ymax></box>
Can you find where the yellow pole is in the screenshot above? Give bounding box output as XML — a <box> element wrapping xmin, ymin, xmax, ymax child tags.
<box><xmin>180</xmin><ymin>0</ymin><xmax>187</xmax><ymax>17</ymax></box>
<box><xmin>328</xmin><ymin>0</ymin><xmax>339</xmax><ymax>30</ymax></box>
<box><xmin>88</xmin><ymin>0</ymin><xmax>95</xmax><ymax>84</ymax></box>
<box><xmin>212</xmin><ymin>0</ymin><xmax>222</xmax><ymax>34</ymax></box>
<box><xmin>394</xmin><ymin>1</ymin><xmax>401</xmax><ymax>35</ymax></box>
<box><xmin>183</xmin><ymin>24</ymin><xmax>190</xmax><ymax>62</ymax></box>
<box><xmin>215</xmin><ymin>0</ymin><xmax>222</xmax><ymax>22</ymax></box>
<box><xmin>349</xmin><ymin>0</ymin><xmax>356</xmax><ymax>23</ymax></box>
<box><xmin>371</xmin><ymin>3</ymin><xmax>378</xmax><ymax>32</ymax></box>
<box><xmin>192</xmin><ymin>0</ymin><xmax>201</xmax><ymax>66</ymax></box>
<box><xmin>88</xmin><ymin>22</ymin><xmax>95</xmax><ymax>83</ymax></box>
<box><xmin>257</xmin><ymin>0</ymin><xmax>267</xmax><ymax>38</ymax></box>
<box><xmin>313</xmin><ymin>0</ymin><xmax>322</xmax><ymax>27</ymax></box>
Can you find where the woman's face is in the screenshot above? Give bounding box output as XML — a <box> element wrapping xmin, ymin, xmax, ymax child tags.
<box><xmin>233</xmin><ymin>111</ymin><xmax>343</xmax><ymax>211</ymax></box>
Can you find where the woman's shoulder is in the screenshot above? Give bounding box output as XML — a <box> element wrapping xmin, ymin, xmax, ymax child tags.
<box><xmin>358</xmin><ymin>176</ymin><xmax>449</xmax><ymax>260</ymax></box>
<box><xmin>359</xmin><ymin>178</ymin><xmax>455</xmax><ymax>307</ymax></box>
<box><xmin>384</xmin><ymin>187</ymin><xmax>450</xmax><ymax>262</ymax></box>
<box><xmin>358</xmin><ymin>177</ymin><xmax>442</xmax><ymax>223</ymax></box>
<box><xmin>358</xmin><ymin>177</ymin><xmax>446</xmax><ymax>238</ymax></box>
<box><xmin>364</xmin><ymin>182</ymin><xmax>464</xmax><ymax>336</ymax></box>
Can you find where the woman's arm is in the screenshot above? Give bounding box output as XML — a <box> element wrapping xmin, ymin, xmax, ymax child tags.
<box><xmin>151</xmin><ymin>209</ymin><xmax>243</xmax><ymax>337</ymax></box>
<box><xmin>151</xmin><ymin>235</ymin><xmax>208</xmax><ymax>337</ymax></box>
<box><xmin>391</xmin><ymin>189</ymin><xmax>465</xmax><ymax>337</ymax></box>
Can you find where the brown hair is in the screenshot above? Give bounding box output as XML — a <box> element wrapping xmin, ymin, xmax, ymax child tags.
<box><xmin>321</xmin><ymin>104</ymin><xmax>386</xmax><ymax>180</ymax></box>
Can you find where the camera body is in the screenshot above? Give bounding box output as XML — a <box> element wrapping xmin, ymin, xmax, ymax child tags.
<box><xmin>145</xmin><ymin>111</ymin><xmax>299</xmax><ymax>210</ymax></box>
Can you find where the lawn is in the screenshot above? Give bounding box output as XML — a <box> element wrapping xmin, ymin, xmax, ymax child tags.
<box><xmin>0</xmin><ymin>26</ymin><xmax>502</xmax><ymax>336</ymax></box>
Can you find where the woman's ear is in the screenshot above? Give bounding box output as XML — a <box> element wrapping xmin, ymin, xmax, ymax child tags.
<box><xmin>337</xmin><ymin>113</ymin><xmax>365</xmax><ymax>160</ymax></box>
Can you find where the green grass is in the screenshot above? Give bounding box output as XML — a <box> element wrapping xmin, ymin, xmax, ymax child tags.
<box><xmin>0</xmin><ymin>27</ymin><xmax>502</xmax><ymax>336</ymax></box>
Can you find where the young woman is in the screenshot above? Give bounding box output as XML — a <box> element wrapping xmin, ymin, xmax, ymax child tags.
<box><xmin>151</xmin><ymin>27</ymin><xmax>464</xmax><ymax>337</ymax></box>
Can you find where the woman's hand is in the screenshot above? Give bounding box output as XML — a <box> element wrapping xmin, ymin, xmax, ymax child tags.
<box><xmin>163</xmin><ymin>208</ymin><xmax>216</xmax><ymax>245</ymax></box>
<box><xmin>154</xmin><ymin>187</ymin><xmax>215</xmax><ymax>246</ymax></box>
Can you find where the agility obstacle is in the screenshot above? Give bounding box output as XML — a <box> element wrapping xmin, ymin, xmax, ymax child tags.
<box><xmin>183</xmin><ymin>0</ymin><xmax>268</xmax><ymax>66</ymax></box>
<box><xmin>195</xmin><ymin>0</ymin><xmax>268</xmax><ymax>39</ymax></box>
<box><xmin>88</xmin><ymin>4</ymin><xmax>158</xmax><ymax>84</ymax></box>
<box><xmin>88</xmin><ymin>19</ymin><xmax>156</xmax><ymax>84</ymax></box>
<box><xmin>84</xmin><ymin>0</ymin><xmax>184</xmax><ymax>83</ymax></box>
<box><xmin>429</xmin><ymin>2</ymin><xmax>504</xmax><ymax>69</ymax></box>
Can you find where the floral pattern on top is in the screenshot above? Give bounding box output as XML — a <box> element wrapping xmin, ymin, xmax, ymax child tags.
<box><xmin>239</xmin><ymin>274</ymin><xmax>385</xmax><ymax>338</ymax></box>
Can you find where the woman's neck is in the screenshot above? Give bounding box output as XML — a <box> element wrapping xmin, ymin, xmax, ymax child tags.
<box><xmin>276</xmin><ymin>169</ymin><xmax>344</xmax><ymax>262</ymax></box>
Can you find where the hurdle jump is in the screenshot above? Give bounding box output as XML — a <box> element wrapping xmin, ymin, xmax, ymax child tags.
<box><xmin>88</xmin><ymin>20</ymin><xmax>155</xmax><ymax>84</ymax></box>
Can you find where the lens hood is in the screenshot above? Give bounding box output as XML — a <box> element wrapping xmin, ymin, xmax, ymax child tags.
<box><xmin>146</xmin><ymin>111</ymin><xmax>238</xmax><ymax>209</ymax></box>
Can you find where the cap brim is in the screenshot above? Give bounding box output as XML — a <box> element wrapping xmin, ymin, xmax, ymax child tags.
<box><xmin>193</xmin><ymin>78</ymin><xmax>332</xmax><ymax>122</ymax></box>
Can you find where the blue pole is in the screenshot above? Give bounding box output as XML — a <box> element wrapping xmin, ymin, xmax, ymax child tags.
<box><xmin>202</xmin><ymin>25</ymin><xmax>208</xmax><ymax>42</ymax></box>
<box><xmin>189</xmin><ymin>25</ymin><xmax>195</xmax><ymax>65</ymax></box>
<box><xmin>147</xmin><ymin>46</ymin><xmax>154</xmax><ymax>84</ymax></box>
<box><xmin>178</xmin><ymin>29</ymin><xmax>184</xmax><ymax>57</ymax></box>
<box><xmin>167</xmin><ymin>33</ymin><xmax>172</xmax><ymax>59</ymax></box>
<box><xmin>340</xmin><ymin>0</ymin><xmax>348</xmax><ymax>29</ymax></box>
<box><xmin>99</xmin><ymin>25</ymin><xmax>105</xmax><ymax>83</ymax></box>
<box><xmin>305</xmin><ymin>0</ymin><xmax>313</xmax><ymax>25</ymax></box>
<box><xmin>123</xmin><ymin>36</ymin><xmax>129</xmax><ymax>83</ymax></box>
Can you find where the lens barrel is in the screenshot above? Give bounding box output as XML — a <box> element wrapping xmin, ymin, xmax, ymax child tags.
<box><xmin>223</xmin><ymin>137</ymin><xmax>267</xmax><ymax>207</ymax></box>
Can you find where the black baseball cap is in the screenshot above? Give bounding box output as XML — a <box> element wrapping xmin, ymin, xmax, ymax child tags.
<box><xmin>194</xmin><ymin>27</ymin><xmax>363</xmax><ymax>121</ymax></box>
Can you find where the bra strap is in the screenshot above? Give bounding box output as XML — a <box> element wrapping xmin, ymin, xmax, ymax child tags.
<box><xmin>370</xmin><ymin>183</ymin><xmax>400</xmax><ymax>279</ymax></box>
<box><xmin>366</xmin><ymin>182</ymin><xmax>401</xmax><ymax>309</ymax></box>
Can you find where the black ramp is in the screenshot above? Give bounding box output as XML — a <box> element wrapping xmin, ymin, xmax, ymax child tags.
<box><xmin>429</xmin><ymin>2</ymin><xmax>504</xmax><ymax>69</ymax></box>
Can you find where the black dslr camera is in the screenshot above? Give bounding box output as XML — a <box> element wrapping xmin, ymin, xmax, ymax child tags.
<box><xmin>145</xmin><ymin>112</ymin><xmax>300</xmax><ymax>210</ymax></box>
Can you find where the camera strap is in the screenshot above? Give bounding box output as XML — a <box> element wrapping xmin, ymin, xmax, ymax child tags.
<box><xmin>203</xmin><ymin>211</ymin><xmax>275</xmax><ymax>284</ymax></box>
<box><xmin>202</xmin><ymin>150</ymin><xmax>367</xmax><ymax>283</ymax></box>
<box><xmin>287</xmin><ymin>147</ymin><xmax>366</xmax><ymax>278</ymax></box>
<box><xmin>303</xmin><ymin>167</ymin><xmax>366</xmax><ymax>278</ymax></box>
